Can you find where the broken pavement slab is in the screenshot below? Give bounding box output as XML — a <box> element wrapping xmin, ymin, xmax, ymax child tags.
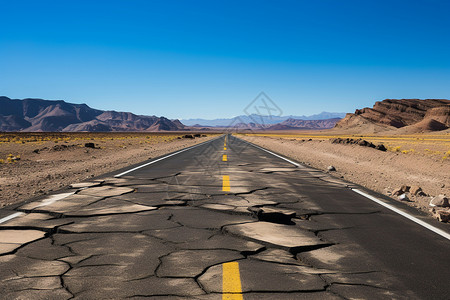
<box><xmin>0</xmin><ymin>230</ymin><xmax>46</xmax><ymax>254</ymax></box>
<box><xmin>69</xmin><ymin>180</ymin><xmax>104</xmax><ymax>189</ymax></box>
<box><xmin>61</xmin><ymin>199</ymin><xmax>157</xmax><ymax>217</ymax></box>
<box><xmin>250</xmin><ymin>248</ymin><xmax>306</xmax><ymax>265</ymax></box>
<box><xmin>223</xmin><ymin>221</ymin><xmax>329</xmax><ymax>252</ymax></box>
<box><xmin>58</xmin><ymin>210</ymin><xmax>180</xmax><ymax>233</ymax></box>
<box><xmin>0</xmin><ymin>213</ymin><xmax>73</xmax><ymax>230</ymax></box>
<box><xmin>76</xmin><ymin>186</ymin><xmax>135</xmax><ymax>197</ymax></box>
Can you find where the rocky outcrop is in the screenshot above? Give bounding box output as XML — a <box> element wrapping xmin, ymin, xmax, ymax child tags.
<box><xmin>335</xmin><ymin>99</ymin><xmax>450</xmax><ymax>133</ymax></box>
<box><xmin>0</xmin><ymin>96</ymin><xmax>185</xmax><ymax>132</ymax></box>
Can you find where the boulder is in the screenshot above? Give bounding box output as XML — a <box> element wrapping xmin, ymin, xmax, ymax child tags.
<box><xmin>327</xmin><ymin>166</ymin><xmax>336</xmax><ymax>172</ymax></box>
<box><xmin>84</xmin><ymin>142</ymin><xmax>95</xmax><ymax>148</ymax></box>
<box><xmin>430</xmin><ymin>195</ymin><xmax>449</xmax><ymax>207</ymax></box>
<box><xmin>375</xmin><ymin>144</ymin><xmax>387</xmax><ymax>151</ymax></box>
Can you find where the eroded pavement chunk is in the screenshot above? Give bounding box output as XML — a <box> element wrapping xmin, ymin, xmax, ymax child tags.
<box><xmin>76</xmin><ymin>186</ymin><xmax>134</xmax><ymax>197</ymax></box>
<box><xmin>0</xmin><ymin>230</ymin><xmax>46</xmax><ymax>254</ymax></box>
<box><xmin>223</xmin><ymin>221</ymin><xmax>328</xmax><ymax>252</ymax></box>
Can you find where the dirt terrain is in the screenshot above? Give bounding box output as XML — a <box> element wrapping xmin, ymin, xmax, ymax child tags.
<box><xmin>0</xmin><ymin>132</ymin><xmax>217</xmax><ymax>208</ymax></box>
<box><xmin>238</xmin><ymin>131</ymin><xmax>450</xmax><ymax>220</ymax></box>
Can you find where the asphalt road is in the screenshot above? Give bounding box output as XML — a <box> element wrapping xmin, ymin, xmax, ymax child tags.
<box><xmin>0</xmin><ymin>134</ymin><xmax>449</xmax><ymax>299</ymax></box>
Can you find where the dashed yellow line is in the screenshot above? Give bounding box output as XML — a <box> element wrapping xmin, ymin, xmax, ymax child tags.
<box><xmin>223</xmin><ymin>154</ymin><xmax>227</xmax><ymax>161</ymax></box>
<box><xmin>224</xmin><ymin>146</ymin><xmax>227</xmax><ymax>150</ymax></box>
<box><xmin>222</xmin><ymin>175</ymin><xmax>230</xmax><ymax>192</ymax></box>
<box><xmin>222</xmin><ymin>262</ymin><xmax>243</xmax><ymax>300</ymax></box>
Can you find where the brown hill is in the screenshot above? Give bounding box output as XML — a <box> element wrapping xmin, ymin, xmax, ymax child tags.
<box><xmin>335</xmin><ymin>99</ymin><xmax>450</xmax><ymax>133</ymax></box>
<box><xmin>0</xmin><ymin>96</ymin><xmax>185</xmax><ymax>132</ymax></box>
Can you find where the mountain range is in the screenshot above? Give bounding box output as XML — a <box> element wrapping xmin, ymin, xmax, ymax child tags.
<box><xmin>181</xmin><ymin>112</ymin><xmax>346</xmax><ymax>127</ymax></box>
<box><xmin>0</xmin><ymin>97</ymin><xmax>185</xmax><ymax>132</ymax></box>
<box><xmin>0</xmin><ymin>96</ymin><xmax>344</xmax><ymax>132</ymax></box>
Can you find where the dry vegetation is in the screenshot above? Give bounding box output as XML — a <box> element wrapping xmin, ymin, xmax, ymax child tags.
<box><xmin>0</xmin><ymin>132</ymin><xmax>218</xmax><ymax>208</ymax></box>
<box><xmin>238</xmin><ymin>130</ymin><xmax>450</xmax><ymax>220</ymax></box>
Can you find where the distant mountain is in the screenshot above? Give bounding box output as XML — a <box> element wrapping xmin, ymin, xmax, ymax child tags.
<box><xmin>267</xmin><ymin>118</ymin><xmax>341</xmax><ymax>130</ymax></box>
<box><xmin>335</xmin><ymin>99</ymin><xmax>450</xmax><ymax>133</ymax></box>
<box><xmin>182</xmin><ymin>112</ymin><xmax>346</xmax><ymax>127</ymax></box>
<box><xmin>0</xmin><ymin>96</ymin><xmax>185</xmax><ymax>132</ymax></box>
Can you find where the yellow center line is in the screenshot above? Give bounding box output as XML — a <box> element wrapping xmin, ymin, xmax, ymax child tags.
<box><xmin>222</xmin><ymin>262</ymin><xmax>243</xmax><ymax>300</ymax></box>
<box><xmin>224</xmin><ymin>146</ymin><xmax>227</xmax><ymax>150</ymax></box>
<box><xmin>222</xmin><ymin>175</ymin><xmax>230</xmax><ymax>192</ymax></box>
<box><xmin>222</xmin><ymin>154</ymin><xmax>227</xmax><ymax>161</ymax></box>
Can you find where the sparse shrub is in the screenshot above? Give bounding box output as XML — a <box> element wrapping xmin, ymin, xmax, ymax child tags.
<box><xmin>390</xmin><ymin>146</ymin><xmax>401</xmax><ymax>152</ymax></box>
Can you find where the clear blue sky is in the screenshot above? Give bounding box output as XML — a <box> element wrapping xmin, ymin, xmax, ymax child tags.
<box><xmin>1</xmin><ymin>0</ymin><xmax>449</xmax><ymax>119</ymax></box>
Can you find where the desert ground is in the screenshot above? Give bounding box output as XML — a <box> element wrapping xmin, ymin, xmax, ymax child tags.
<box><xmin>0</xmin><ymin>132</ymin><xmax>218</xmax><ymax>208</ymax></box>
<box><xmin>238</xmin><ymin>130</ymin><xmax>450</xmax><ymax>221</ymax></box>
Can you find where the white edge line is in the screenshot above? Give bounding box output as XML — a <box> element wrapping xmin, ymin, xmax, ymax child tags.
<box><xmin>0</xmin><ymin>212</ymin><xmax>25</xmax><ymax>224</ymax></box>
<box><xmin>353</xmin><ymin>189</ymin><xmax>450</xmax><ymax>241</ymax></box>
<box><xmin>237</xmin><ymin>137</ymin><xmax>301</xmax><ymax>167</ymax></box>
<box><xmin>235</xmin><ymin>135</ymin><xmax>450</xmax><ymax>242</ymax></box>
<box><xmin>114</xmin><ymin>135</ymin><xmax>224</xmax><ymax>177</ymax></box>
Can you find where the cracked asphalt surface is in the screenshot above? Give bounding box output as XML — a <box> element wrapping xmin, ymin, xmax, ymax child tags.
<box><xmin>0</xmin><ymin>134</ymin><xmax>449</xmax><ymax>299</ymax></box>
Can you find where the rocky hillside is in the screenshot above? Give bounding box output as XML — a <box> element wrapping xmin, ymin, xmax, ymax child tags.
<box><xmin>335</xmin><ymin>99</ymin><xmax>450</xmax><ymax>133</ymax></box>
<box><xmin>0</xmin><ymin>97</ymin><xmax>185</xmax><ymax>132</ymax></box>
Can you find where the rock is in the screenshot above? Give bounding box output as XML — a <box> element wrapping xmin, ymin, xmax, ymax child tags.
<box><xmin>327</xmin><ymin>166</ymin><xmax>336</xmax><ymax>172</ymax></box>
<box><xmin>375</xmin><ymin>144</ymin><xmax>387</xmax><ymax>151</ymax></box>
<box><xmin>430</xmin><ymin>195</ymin><xmax>449</xmax><ymax>207</ymax></box>
<box><xmin>392</xmin><ymin>185</ymin><xmax>410</xmax><ymax>196</ymax></box>
<box><xmin>193</xmin><ymin>133</ymin><xmax>201</xmax><ymax>137</ymax></box>
<box><xmin>392</xmin><ymin>188</ymin><xmax>404</xmax><ymax>196</ymax></box>
<box><xmin>33</xmin><ymin>149</ymin><xmax>40</xmax><ymax>154</ymax></box>
<box><xmin>410</xmin><ymin>186</ymin><xmax>426</xmax><ymax>196</ymax></box>
<box><xmin>84</xmin><ymin>142</ymin><xmax>95</xmax><ymax>148</ymax></box>
<box><xmin>52</xmin><ymin>144</ymin><xmax>69</xmax><ymax>151</ymax></box>
<box><xmin>398</xmin><ymin>193</ymin><xmax>410</xmax><ymax>201</ymax></box>
<box><xmin>183</xmin><ymin>134</ymin><xmax>194</xmax><ymax>139</ymax></box>
<box><xmin>435</xmin><ymin>210</ymin><xmax>450</xmax><ymax>223</ymax></box>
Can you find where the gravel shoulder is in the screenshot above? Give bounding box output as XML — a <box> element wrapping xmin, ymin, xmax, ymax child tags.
<box><xmin>238</xmin><ymin>134</ymin><xmax>449</xmax><ymax>220</ymax></box>
<box><xmin>0</xmin><ymin>133</ymin><xmax>218</xmax><ymax>208</ymax></box>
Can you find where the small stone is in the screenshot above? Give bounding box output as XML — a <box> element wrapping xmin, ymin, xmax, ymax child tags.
<box><xmin>398</xmin><ymin>193</ymin><xmax>410</xmax><ymax>201</ymax></box>
<box><xmin>84</xmin><ymin>142</ymin><xmax>95</xmax><ymax>148</ymax></box>
<box><xmin>327</xmin><ymin>166</ymin><xmax>336</xmax><ymax>172</ymax></box>
<box><xmin>430</xmin><ymin>195</ymin><xmax>449</xmax><ymax>207</ymax></box>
